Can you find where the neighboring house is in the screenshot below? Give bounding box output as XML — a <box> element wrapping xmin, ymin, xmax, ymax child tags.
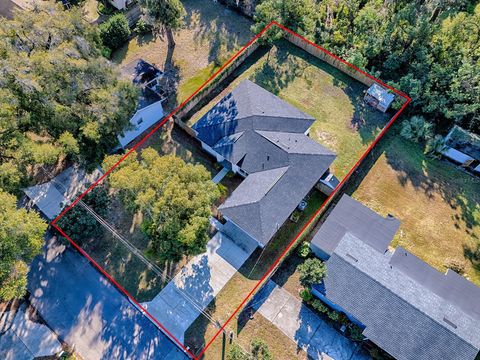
<box><xmin>118</xmin><ymin>59</ymin><xmax>166</xmax><ymax>149</ymax></box>
<box><xmin>192</xmin><ymin>80</ymin><xmax>336</xmax><ymax>249</ymax></box>
<box><xmin>443</xmin><ymin>125</ymin><xmax>480</xmax><ymax>174</ymax></box>
<box><xmin>310</xmin><ymin>194</ymin><xmax>480</xmax><ymax>360</ymax></box>
<box><xmin>108</xmin><ymin>0</ymin><xmax>134</xmax><ymax>10</ymax></box>
<box><xmin>364</xmin><ymin>83</ymin><xmax>395</xmax><ymax>113</ymax></box>
<box><xmin>0</xmin><ymin>0</ymin><xmax>31</xmax><ymax>19</ymax></box>
<box><xmin>23</xmin><ymin>166</ymin><xmax>103</xmax><ymax>220</ymax></box>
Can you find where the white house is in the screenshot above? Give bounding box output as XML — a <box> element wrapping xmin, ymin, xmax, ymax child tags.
<box><xmin>118</xmin><ymin>59</ymin><xmax>166</xmax><ymax>149</ymax></box>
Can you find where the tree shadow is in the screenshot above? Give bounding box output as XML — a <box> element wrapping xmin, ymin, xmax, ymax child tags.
<box><xmin>27</xmin><ymin>234</ymin><xmax>189</xmax><ymax>359</ymax></box>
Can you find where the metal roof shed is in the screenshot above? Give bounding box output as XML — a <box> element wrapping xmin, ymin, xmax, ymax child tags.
<box><xmin>365</xmin><ymin>83</ymin><xmax>395</xmax><ymax>112</ymax></box>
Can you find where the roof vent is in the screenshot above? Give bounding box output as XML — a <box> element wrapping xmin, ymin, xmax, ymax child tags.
<box><xmin>346</xmin><ymin>253</ymin><xmax>358</xmax><ymax>263</ymax></box>
<box><xmin>443</xmin><ymin>317</ymin><xmax>457</xmax><ymax>329</ymax></box>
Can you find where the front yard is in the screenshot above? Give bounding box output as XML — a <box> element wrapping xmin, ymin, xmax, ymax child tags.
<box><xmin>351</xmin><ymin>130</ymin><xmax>480</xmax><ymax>285</ymax></box>
<box><xmin>186</xmin><ymin>39</ymin><xmax>392</xmax><ymax>180</ymax></box>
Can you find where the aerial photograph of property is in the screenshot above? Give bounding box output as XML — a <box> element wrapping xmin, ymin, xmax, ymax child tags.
<box><xmin>0</xmin><ymin>1</ymin><xmax>479</xmax><ymax>360</ymax></box>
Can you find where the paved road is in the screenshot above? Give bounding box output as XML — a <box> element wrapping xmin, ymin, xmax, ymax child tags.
<box><xmin>28</xmin><ymin>234</ymin><xmax>190</xmax><ymax>360</ymax></box>
<box><xmin>253</xmin><ymin>281</ymin><xmax>370</xmax><ymax>360</ymax></box>
<box><xmin>144</xmin><ymin>230</ymin><xmax>255</xmax><ymax>343</ymax></box>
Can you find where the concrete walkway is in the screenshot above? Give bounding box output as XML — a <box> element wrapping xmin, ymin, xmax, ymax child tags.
<box><xmin>212</xmin><ymin>167</ymin><xmax>229</xmax><ymax>184</ymax></box>
<box><xmin>0</xmin><ymin>303</ymin><xmax>62</xmax><ymax>360</ymax></box>
<box><xmin>253</xmin><ymin>281</ymin><xmax>370</xmax><ymax>360</ymax></box>
<box><xmin>144</xmin><ymin>231</ymin><xmax>255</xmax><ymax>343</ymax></box>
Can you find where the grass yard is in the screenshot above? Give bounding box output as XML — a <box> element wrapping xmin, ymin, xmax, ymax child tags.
<box><xmin>351</xmin><ymin>131</ymin><xmax>480</xmax><ymax>285</ymax></box>
<box><xmin>184</xmin><ymin>190</ymin><xmax>327</xmax><ymax>358</ymax></box>
<box><xmin>186</xmin><ymin>39</ymin><xmax>392</xmax><ymax>180</ymax></box>
<box><xmin>112</xmin><ymin>0</ymin><xmax>253</xmax><ymax>106</ymax></box>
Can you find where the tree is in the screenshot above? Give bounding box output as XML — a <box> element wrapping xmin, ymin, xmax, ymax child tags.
<box><xmin>139</xmin><ymin>0</ymin><xmax>186</xmax><ymax>48</ymax></box>
<box><xmin>400</xmin><ymin>116</ymin><xmax>433</xmax><ymax>143</ymax></box>
<box><xmin>298</xmin><ymin>258</ymin><xmax>327</xmax><ymax>288</ymax></box>
<box><xmin>104</xmin><ymin>149</ymin><xmax>220</xmax><ymax>262</ymax></box>
<box><xmin>227</xmin><ymin>338</ymin><xmax>274</xmax><ymax>360</ymax></box>
<box><xmin>252</xmin><ymin>0</ymin><xmax>317</xmax><ymax>42</ymax></box>
<box><xmin>0</xmin><ymin>2</ymin><xmax>138</xmax><ymax>187</ymax></box>
<box><xmin>0</xmin><ymin>190</ymin><xmax>47</xmax><ymax>301</ymax></box>
<box><xmin>99</xmin><ymin>13</ymin><xmax>131</xmax><ymax>51</ymax></box>
<box><xmin>56</xmin><ymin>185</ymin><xmax>110</xmax><ymax>241</ymax></box>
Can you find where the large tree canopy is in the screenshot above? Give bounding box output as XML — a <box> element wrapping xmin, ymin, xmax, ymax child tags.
<box><xmin>253</xmin><ymin>0</ymin><xmax>480</xmax><ymax>133</ymax></box>
<box><xmin>0</xmin><ymin>191</ymin><xmax>47</xmax><ymax>301</ymax></box>
<box><xmin>0</xmin><ymin>1</ymin><xmax>138</xmax><ymax>191</ymax></box>
<box><xmin>104</xmin><ymin>149</ymin><xmax>220</xmax><ymax>262</ymax></box>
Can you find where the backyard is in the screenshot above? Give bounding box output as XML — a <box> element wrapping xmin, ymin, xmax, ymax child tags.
<box><xmin>350</xmin><ymin>131</ymin><xmax>480</xmax><ymax>285</ymax></box>
<box><xmin>185</xmin><ymin>39</ymin><xmax>393</xmax><ymax>180</ymax></box>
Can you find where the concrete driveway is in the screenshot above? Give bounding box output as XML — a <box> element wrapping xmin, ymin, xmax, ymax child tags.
<box><xmin>27</xmin><ymin>234</ymin><xmax>189</xmax><ymax>360</ymax></box>
<box><xmin>144</xmin><ymin>230</ymin><xmax>255</xmax><ymax>343</ymax></box>
<box><xmin>253</xmin><ymin>281</ymin><xmax>370</xmax><ymax>360</ymax></box>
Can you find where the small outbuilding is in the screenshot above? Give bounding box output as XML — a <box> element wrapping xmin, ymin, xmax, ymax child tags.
<box><xmin>364</xmin><ymin>83</ymin><xmax>395</xmax><ymax>113</ymax></box>
<box><xmin>443</xmin><ymin>126</ymin><xmax>480</xmax><ymax>174</ymax></box>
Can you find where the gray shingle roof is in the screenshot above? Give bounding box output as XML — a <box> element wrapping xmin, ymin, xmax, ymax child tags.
<box><xmin>193</xmin><ymin>80</ymin><xmax>336</xmax><ymax>246</ymax></box>
<box><xmin>311</xmin><ymin>194</ymin><xmax>400</xmax><ymax>257</ymax></box>
<box><xmin>317</xmin><ymin>195</ymin><xmax>480</xmax><ymax>360</ymax></box>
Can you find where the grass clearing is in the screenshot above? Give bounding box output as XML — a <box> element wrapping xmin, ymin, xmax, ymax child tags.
<box><xmin>186</xmin><ymin>39</ymin><xmax>392</xmax><ymax>180</ymax></box>
<box><xmin>351</xmin><ymin>131</ymin><xmax>480</xmax><ymax>285</ymax></box>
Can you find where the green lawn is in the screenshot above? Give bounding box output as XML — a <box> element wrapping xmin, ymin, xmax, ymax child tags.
<box><xmin>185</xmin><ymin>40</ymin><xmax>392</xmax><ymax>180</ymax></box>
<box><xmin>351</xmin><ymin>130</ymin><xmax>480</xmax><ymax>285</ymax></box>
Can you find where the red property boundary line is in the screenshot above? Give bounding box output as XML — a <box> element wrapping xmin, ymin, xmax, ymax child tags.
<box><xmin>51</xmin><ymin>21</ymin><xmax>410</xmax><ymax>360</ymax></box>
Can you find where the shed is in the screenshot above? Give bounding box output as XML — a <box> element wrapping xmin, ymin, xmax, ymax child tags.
<box><xmin>443</xmin><ymin>126</ymin><xmax>480</xmax><ymax>174</ymax></box>
<box><xmin>364</xmin><ymin>83</ymin><xmax>395</xmax><ymax>112</ymax></box>
<box><xmin>23</xmin><ymin>166</ymin><xmax>103</xmax><ymax>220</ymax></box>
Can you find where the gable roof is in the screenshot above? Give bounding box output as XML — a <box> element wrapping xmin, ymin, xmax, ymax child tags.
<box><xmin>193</xmin><ymin>80</ymin><xmax>336</xmax><ymax>246</ymax></box>
<box><xmin>311</xmin><ymin>194</ymin><xmax>400</xmax><ymax>257</ymax></box>
<box><xmin>325</xmin><ymin>234</ymin><xmax>480</xmax><ymax>360</ymax></box>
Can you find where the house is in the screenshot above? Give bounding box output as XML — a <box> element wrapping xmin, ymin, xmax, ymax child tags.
<box><xmin>364</xmin><ymin>83</ymin><xmax>395</xmax><ymax>112</ymax></box>
<box><xmin>443</xmin><ymin>125</ymin><xmax>480</xmax><ymax>174</ymax></box>
<box><xmin>108</xmin><ymin>0</ymin><xmax>134</xmax><ymax>10</ymax></box>
<box><xmin>23</xmin><ymin>166</ymin><xmax>103</xmax><ymax>220</ymax></box>
<box><xmin>310</xmin><ymin>194</ymin><xmax>480</xmax><ymax>360</ymax></box>
<box><xmin>192</xmin><ymin>80</ymin><xmax>336</xmax><ymax>249</ymax></box>
<box><xmin>118</xmin><ymin>59</ymin><xmax>166</xmax><ymax>149</ymax></box>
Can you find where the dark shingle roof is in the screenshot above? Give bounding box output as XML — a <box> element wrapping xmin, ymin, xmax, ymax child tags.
<box><xmin>325</xmin><ymin>234</ymin><xmax>480</xmax><ymax>360</ymax></box>
<box><xmin>193</xmin><ymin>80</ymin><xmax>336</xmax><ymax>246</ymax></box>
<box><xmin>311</xmin><ymin>194</ymin><xmax>400</xmax><ymax>257</ymax></box>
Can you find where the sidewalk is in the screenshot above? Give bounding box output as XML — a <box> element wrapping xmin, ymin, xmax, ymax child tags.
<box><xmin>252</xmin><ymin>281</ymin><xmax>370</xmax><ymax>360</ymax></box>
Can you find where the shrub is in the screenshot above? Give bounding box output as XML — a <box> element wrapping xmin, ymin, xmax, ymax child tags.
<box><xmin>300</xmin><ymin>288</ymin><xmax>313</xmax><ymax>302</ymax></box>
<box><xmin>328</xmin><ymin>310</ymin><xmax>340</xmax><ymax>322</ymax></box>
<box><xmin>251</xmin><ymin>338</ymin><xmax>273</xmax><ymax>360</ymax></box>
<box><xmin>227</xmin><ymin>343</ymin><xmax>249</xmax><ymax>360</ymax></box>
<box><xmin>348</xmin><ymin>324</ymin><xmax>365</xmax><ymax>342</ymax></box>
<box><xmin>424</xmin><ymin>134</ymin><xmax>447</xmax><ymax>158</ymax></box>
<box><xmin>298</xmin><ymin>258</ymin><xmax>327</xmax><ymax>287</ymax></box>
<box><xmin>311</xmin><ymin>299</ymin><xmax>329</xmax><ymax>314</ymax></box>
<box><xmin>297</xmin><ymin>241</ymin><xmax>311</xmax><ymax>258</ymax></box>
<box><xmin>400</xmin><ymin>116</ymin><xmax>433</xmax><ymax>143</ymax></box>
<box><xmin>445</xmin><ymin>257</ymin><xmax>466</xmax><ymax>275</ymax></box>
<box><xmin>99</xmin><ymin>14</ymin><xmax>131</xmax><ymax>51</ymax></box>
<box><xmin>134</xmin><ymin>19</ymin><xmax>153</xmax><ymax>34</ymax></box>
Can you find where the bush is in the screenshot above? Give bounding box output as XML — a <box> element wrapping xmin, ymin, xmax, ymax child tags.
<box><xmin>348</xmin><ymin>324</ymin><xmax>365</xmax><ymax>342</ymax></box>
<box><xmin>134</xmin><ymin>19</ymin><xmax>153</xmax><ymax>34</ymax></box>
<box><xmin>311</xmin><ymin>299</ymin><xmax>329</xmax><ymax>314</ymax></box>
<box><xmin>99</xmin><ymin>14</ymin><xmax>131</xmax><ymax>51</ymax></box>
<box><xmin>297</xmin><ymin>241</ymin><xmax>311</xmax><ymax>258</ymax></box>
<box><xmin>400</xmin><ymin>116</ymin><xmax>433</xmax><ymax>143</ymax></box>
<box><xmin>300</xmin><ymin>288</ymin><xmax>313</xmax><ymax>302</ymax></box>
<box><xmin>251</xmin><ymin>338</ymin><xmax>273</xmax><ymax>360</ymax></box>
<box><xmin>424</xmin><ymin>134</ymin><xmax>446</xmax><ymax>158</ymax></box>
<box><xmin>445</xmin><ymin>257</ymin><xmax>466</xmax><ymax>275</ymax></box>
<box><xmin>298</xmin><ymin>258</ymin><xmax>327</xmax><ymax>287</ymax></box>
<box><xmin>328</xmin><ymin>310</ymin><xmax>340</xmax><ymax>322</ymax></box>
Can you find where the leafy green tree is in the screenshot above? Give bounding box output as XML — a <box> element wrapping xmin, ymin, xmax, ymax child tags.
<box><xmin>400</xmin><ymin>116</ymin><xmax>433</xmax><ymax>143</ymax></box>
<box><xmin>252</xmin><ymin>0</ymin><xmax>317</xmax><ymax>41</ymax></box>
<box><xmin>104</xmin><ymin>149</ymin><xmax>220</xmax><ymax>262</ymax></box>
<box><xmin>0</xmin><ymin>190</ymin><xmax>47</xmax><ymax>301</ymax></box>
<box><xmin>425</xmin><ymin>134</ymin><xmax>447</xmax><ymax>158</ymax></box>
<box><xmin>56</xmin><ymin>185</ymin><xmax>110</xmax><ymax>241</ymax></box>
<box><xmin>227</xmin><ymin>344</ymin><xmax>249</xmax><ymax>360</ymax></box>
<box><xmin>99</xmin><ymin>13</ymin><xmax>131</xmax><ymax>51</ymax></box>
<box><xmin>139</xmin><ymin>0</ymin><xmax>186</xmax><ymax>47</ymax></box>
<box><xmin>298</xmin><ymin>258</ymin><xmax>327</xmax><ymax>288</ymax></box>
<box><xmin>0</xmin><ymin>2</ymin><xmax>138</xmax><ymax>186</ymax></box>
